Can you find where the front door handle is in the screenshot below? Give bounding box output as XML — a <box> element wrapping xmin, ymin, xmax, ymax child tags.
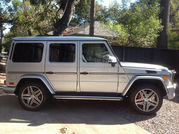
<box><xmin>80</xmin><ymin>72</ymin><xmax>88</xmax><ymax>75</ymax></box>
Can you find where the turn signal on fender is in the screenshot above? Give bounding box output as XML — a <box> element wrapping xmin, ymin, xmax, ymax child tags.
<box><xmin>163</xmin><ymin>76</ymin><xmax>169</xmax><ymax>79</ymax></box>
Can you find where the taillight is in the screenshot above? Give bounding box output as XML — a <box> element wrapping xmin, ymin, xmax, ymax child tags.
<box><xmin>9</xmin><ymin>82</ymin><xmax>14</xmax><ymax>86</ymax></box>
<box><xmin>4</xmin><ymin>80</ymin><xmax>6</xmax><ymax>85</ymax></box>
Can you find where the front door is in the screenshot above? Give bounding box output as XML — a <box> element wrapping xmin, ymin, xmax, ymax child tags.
<box><xmin>79</xmin><ymin>41</ymin><xmax>119</xmax><ymax>92</ymax></box>
<box><xmin>45</xmin><ymin>41</ymin><xmax>77</xmax><ymax>92</ymax></box>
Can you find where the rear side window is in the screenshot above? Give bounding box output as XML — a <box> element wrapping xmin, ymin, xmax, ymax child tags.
<box><xmin>49</xmin><ymin>43</ymin><xmax>75</xmax><ymax>62</ymax></box>
<box><xmin>12</xmin><ymin>43</ymin><xmax>44</xmax><ymax>62</ymax></box>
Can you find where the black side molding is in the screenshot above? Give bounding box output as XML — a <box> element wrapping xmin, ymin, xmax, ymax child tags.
<box><xmin>80</xmin><ymin>72</ymin><xmax>88</xmax><ymax>75</ymax></box>
<box><xmin>46</xmin><ymin>71</ymin><xmax>54</xmax><ymax>74</ymax></box>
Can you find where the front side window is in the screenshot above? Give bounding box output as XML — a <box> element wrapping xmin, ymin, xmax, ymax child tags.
<box><xmin>82</xmin><ymin>43</ymin><xmax>110</xmax><ymax>63</ymax></box>
<box><xmin>50</xmin><ymin>43</ymin><xmax>75</xmax><ymax>62</ymax></box>
<box><xmin>12</xmin><ymin>43</ymin><xmax>43</xmax><ymax>62</ymax></box>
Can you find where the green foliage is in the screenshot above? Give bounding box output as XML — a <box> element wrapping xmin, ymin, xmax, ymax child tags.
<box><xmin>170</xmin><ymin>0</ymin><xmax>179</xmax><ymax>28</ymax></box>
<box><xmin>106</xmin><ymin>0</ymin><xmax>163</xmax><ymax>48</ymax></box>
<box><xmin>1</xmin><ymin>0</ymin><xmax>178</xmax><ymax>51</ymax></box>
<box><xmin>2</xmin><ymin>32</ymin><xmax>14</xmax><ymax>52</ymax></box>
<box><xmin>72</xmin><ymin>0</ymin><xmax>91</xmax><ymax>24</ymax></box>
<box><xmin>72</xmin><ymin>0</ymin><xmax>109</xmax><ymax>24</ymax></box>
<box><xmin>11</xmin><ymin>0</ymin><xmax>59</xmax><ymax>36</ymax></box>
<box><xmin>168</xmin><ymin>31</ymin><xmax>179</xmax><ymax>50</ymax></box>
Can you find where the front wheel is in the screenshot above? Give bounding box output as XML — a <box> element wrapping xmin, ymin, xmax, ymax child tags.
<box><xmin>129</xmin><ymin>84</ymin><xmax>163</xmax><ymax>115</ymax></box>
<box><xmin>18</xmin><ymin>82</ymin><xmax>50</xmax><ymax>111</ymax></box>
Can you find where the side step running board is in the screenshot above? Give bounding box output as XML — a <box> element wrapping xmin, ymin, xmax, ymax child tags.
<box><xmin>53</xmin><ymin>95</ymin><xmax>123</xmax><ymax>101</ymax></box>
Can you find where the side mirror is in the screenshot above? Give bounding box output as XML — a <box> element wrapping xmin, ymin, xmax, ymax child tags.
<box><xmin>108</xmin><ymin>56</ymin><xmax>117</xmax><ymax>67</ymax></box>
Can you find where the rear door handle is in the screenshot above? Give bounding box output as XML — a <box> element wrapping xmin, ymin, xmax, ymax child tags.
<box><xmin>80</xmin><ymin>72</ymin><xmax>88</xmax><ymax>75</ymax></box>
<box><xmin>46</xmin><ymin>71</ymin><xmax>54</xmax><ymax>74</ymax></box>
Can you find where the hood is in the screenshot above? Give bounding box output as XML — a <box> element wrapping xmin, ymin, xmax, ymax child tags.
<box><xmin>120</xmin><ymin>62</ymin><xmax>168</xmax><ymax>71</ymax></box>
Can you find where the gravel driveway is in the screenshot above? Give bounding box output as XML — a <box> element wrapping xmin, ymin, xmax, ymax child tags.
<box><xmin>121</xmin><ymin>80</ymin><xmax>179</xmax><ymax>134</ymax></box>
<box><xmin>0</xmin><ymin>75</ymin><xmax>178</xmax><ymax>134</ymax></box>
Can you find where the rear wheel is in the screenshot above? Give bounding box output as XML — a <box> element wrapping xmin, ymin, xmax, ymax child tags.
<box><xmin>18</xmin><ymin>82</ymin><xmax>50</xmax><ymax>111</ymax></box>
<box><xmin>129</xmin><ymin>84</ymin><xmax>163</xmax><ymax>115</ymax></box>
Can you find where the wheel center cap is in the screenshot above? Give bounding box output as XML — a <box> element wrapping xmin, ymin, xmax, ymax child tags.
<box><xmin>31</xmin><ymin>95</ymin><xmax>35</xmax><ymax>98</ymax></box>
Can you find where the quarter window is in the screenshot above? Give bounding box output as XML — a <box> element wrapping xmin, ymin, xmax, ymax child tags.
<box><xmin>50</xmin><ymin>43</ymin><xmax>75</xmax><ymax>62</ymax></box>
<box><xmin>12</xmin><ymin>43</ymin><xmax>43</xmax><ymax>62</ymax></box>
<box><xmin>82</xmin><ymin>43</ymin><xmax>110</xmax><ymax>63</ymax></box>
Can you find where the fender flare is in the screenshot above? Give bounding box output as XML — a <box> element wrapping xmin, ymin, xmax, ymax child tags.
<box><xmin>16</xmin><ymin>74</ymin><xmax>55</xmax><ymax>94</ymax></box>
<box><xmin>122</xmin><ymin>76</ymin><xmax>167</xmax><ymax>96</ymax></box>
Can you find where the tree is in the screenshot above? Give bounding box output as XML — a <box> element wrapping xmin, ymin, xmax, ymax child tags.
<box><xmin>89</xmin><ymin>0</ymin><xmax>96</xmax><ymax>36</ymax></box>
<box><xmin>157</xmin><ymin>0</ymin><xmax>171</xmax><ymax>49</ymax></box>
<box><xmin>168</xmin><ymin>0</ymin><xmax>179</xmax><ymax>50</ymax></box>
<box><xmin>0</xmin><ymin>0</ymin><xmax>13</xmax><ymax>52</ymax></box>
<box><xmin>54</xmin><ymin>0</ymin><xmax>75</xmax><ymax>35</ymax></box>
<box><xmin>73</xmin><ymin>0</ymin><xmax>108</xmax><ymax>24</ymax></box>
<box><xmin>170</xmin><ymin>0</ymin><xmax>179</xmax><ymax>28</ymax></box>
<box><xmin>10</xmin><ymin>0</ymin><xmax>77</xmax><ymax>36</ymax></box>
<box><xmin>107</xmin><ymin>0</ymin><xmax>162</xmax><ymax>48</ymax></box>
<box><xmin>11</xmin><ymin>0</ymin><xmax>58</xmax><ymax>36</ymax></box>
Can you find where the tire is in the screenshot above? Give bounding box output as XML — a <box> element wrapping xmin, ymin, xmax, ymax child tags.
<box><xmin>18</xmin><ymin>82</ymin><xmax>50</xmax><ymax>111</ymax></box>
<box><xmin>129</xmin><ymin>84</ymin><xmax>163</xmax><ymax>115</ymax></box>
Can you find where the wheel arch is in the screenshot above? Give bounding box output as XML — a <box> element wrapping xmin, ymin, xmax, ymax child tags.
<box><xmin>123</xmin><ymin>76</ymin><xmax>167</xmax><ymax>97</ymax></box>
<box><xmin>14</xmin><ymin>75</ymin><xmax>55</xmax><ymax>95</ymax></box>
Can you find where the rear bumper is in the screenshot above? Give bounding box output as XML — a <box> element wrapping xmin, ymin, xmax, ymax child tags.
<box><xmin>167</xmin><ymin>83</ymin><xmax>176</xmax><ymax>100</ymax></box>
<box><xmin>3</xmin><ymin>86</ymin><xmax>15</xmax><ymax>94</ymax></box>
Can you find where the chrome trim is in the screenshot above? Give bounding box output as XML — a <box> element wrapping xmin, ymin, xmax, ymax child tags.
<box><xmin>167</xmin><ymin>83</ymin><xmax>176</xmax><ymax>99</ymax></box>
<box><xmin>122</xmin><ymin>76</ymin><xmax>166</xmax><ymax>96</ymax></box>
<box><xmin>20</xmin><ymin>75</ymin><xmax>55</xmax><ymax>94</ymax></box>
<box><xmin>53</xmin><ymin>95</ymin><xmax>123</xmax><ymax>101</ymax></box>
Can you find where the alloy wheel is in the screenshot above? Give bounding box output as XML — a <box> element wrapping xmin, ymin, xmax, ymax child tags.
<box><xmin>134</xmin><ymin>89</ymin><xmax>159</xmax><ymax>112</ymax></box>
<box><xmin>21</xmin><ymin>86</ymin><xmax>44</xmax><ymax>108</ymax></box>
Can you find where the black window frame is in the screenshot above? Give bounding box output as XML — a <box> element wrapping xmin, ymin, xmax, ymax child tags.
<box><xmin>49</xmin><ymin>43</ymin><xmax>76</xmax><ymax>63</ymax></box>
<box><xmin>12</xmin><ymin>42</ymin><xmax>44</xmax><ymax>63</ymax></box>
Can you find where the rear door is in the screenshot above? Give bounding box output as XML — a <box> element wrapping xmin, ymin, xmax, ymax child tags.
<box><xmin>45</xmin><ymin>41</ymin><xmax>78</xmax><ymax>92</ymax></box>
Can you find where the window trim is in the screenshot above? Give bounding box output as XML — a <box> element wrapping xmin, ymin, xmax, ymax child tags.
<box><xmin>48</xmin><ymin>43</ymin><xmax>76</xmax><ymax>63</ymax></box>
<box><xmin>9</xmin><ymin>42</ymin><xmax>14</xmax><ymax>60</ymax></box>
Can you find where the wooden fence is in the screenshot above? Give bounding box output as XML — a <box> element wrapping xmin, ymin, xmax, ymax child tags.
<box><xmin>112</xmin><ymin>46</ymin><xmax>179</xmax><ymax>78</ymax></box>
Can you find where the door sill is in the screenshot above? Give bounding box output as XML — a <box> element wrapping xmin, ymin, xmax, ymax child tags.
<box><xmin>53</xmin><ymin>95</ymin><xmax>123</xmax><ymax>101</ymax></box>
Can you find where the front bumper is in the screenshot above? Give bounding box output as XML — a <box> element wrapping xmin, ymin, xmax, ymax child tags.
<box><xmin>3</xmin><ymin>86</ymin><xmax>15</xmax><ymax>94</ymax></box>
<box><xmin>167</xmin><ymin>83</ymin><xmax>176</xmax><ymax>100</ymax></box>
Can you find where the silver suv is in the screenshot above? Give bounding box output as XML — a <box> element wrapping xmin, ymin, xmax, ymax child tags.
<box><xmin>4</xmin><ymin>36</ymin><xmax>176</xmax><ymax>114</ymax></box>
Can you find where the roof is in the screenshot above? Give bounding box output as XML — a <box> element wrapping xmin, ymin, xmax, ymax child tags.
<box><xmin>13</xmin><ymin>36</ymin><xmax>106</xmax><ymax>41</ymax></box>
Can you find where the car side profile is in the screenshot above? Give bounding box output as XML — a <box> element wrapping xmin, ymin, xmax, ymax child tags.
<box><xmin>3</xmin><ymin>36</ymin><xmax>176</xmax><ymax>114</ymax></box>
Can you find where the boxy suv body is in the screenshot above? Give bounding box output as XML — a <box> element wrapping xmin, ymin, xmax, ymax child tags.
<box><xmin>4</xmin><ymin>36</ymin><xmax>176</xmax><ymax>114</ymax></box>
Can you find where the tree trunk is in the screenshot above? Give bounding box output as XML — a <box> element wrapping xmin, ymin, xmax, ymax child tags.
<box><xmin>157</xmin><ymin>0</ymin><xmax>170</xmax><ymax>49</ymax></box>
<box><xmin>54</xmin><ymin>0</ymin><xmax>75</xmax><ymax>36</ymax></box>
<box><xmin>0</xmin><ymin>23</ymin><xmax>3</xmax><ymax>53</ymax></box>
<box><xmin>89</xmin><ymin>0</ymin><xmax>96</xmax><ymax>36</ymax></box>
